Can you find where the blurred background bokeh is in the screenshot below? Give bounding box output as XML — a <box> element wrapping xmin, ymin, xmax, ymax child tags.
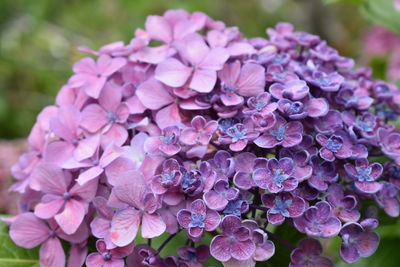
<box><xmin>1</xmin><ymin>0</ymin><xmax>400</xmax><ymax>265</ymax></box>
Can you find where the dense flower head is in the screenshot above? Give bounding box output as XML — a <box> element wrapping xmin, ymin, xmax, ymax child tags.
<box><xmin>7</xmin><ymin>9</ymin><xmax>400</xmax><ymax>266</ymax></box>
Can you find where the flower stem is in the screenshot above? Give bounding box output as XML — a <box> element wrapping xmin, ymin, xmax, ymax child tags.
<box><xmin>266</xmin><ymin>230</ymin><xmax>295</xmax><ymax>250</ymax></box>
<box><xmin>156</xmin><ymin>229</ymin><xmax>182</xmax><ymax>255</ymax></box>
<box><xmin>249</xmin><ymin>203</ymin><xmax>269</xmax><ymax>213</ymax></box>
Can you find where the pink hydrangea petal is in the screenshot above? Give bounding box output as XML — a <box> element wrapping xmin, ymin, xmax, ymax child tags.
<box><xmin>98</xmin><ymin>82</ymin><xmax>123</xmax><ymax>112</ymax></box>
<box><xmin>43</xmin><ymin>141</ymin><xmax>74</xmax><ymax>166</ymax></box>
<box><xmin>136</xmin><ymin>78</ymin><xmax>174</xmax><ymax>110</ymax></box>
<box><xmin>67</xmin><ymin>243</ymin><xmax>88</xmax><ymax>267</ymax></box>
<box><xmin>40</xmin><ymin>237</ymin><xmax>66</xmax><ymax>267</ymax></box>
<box><xmin>73</xmin><ymin>57</ymin><xmax>97</xmax><ymax>73</ymax></box>
<box><xmin>126</xmin><ymin>95</ymin><xmax>147</xmax><ymax>114</ymax></box>
<box><xmin>74</xmin><ymin>134</ymin><xmax>101</xmax><ymax>161</ymax></box>
<box><xmin>218</xmin><ymin>61</ymin><xmax>241</xmax><ymax>86</ymax></box>
<box><xmin>98</xmin><ymin>55</ymin><xmax>127</xmax><ymax>76</ymax></box>
<box><xmin>141</xmin><ymin>212</ymin><xmax>166</xmax><ymax>238</ymax></box>
<box><xmin>84</xmin><ymin>76</ymin><xmax>107</xmax><ymax>99</ymax></box>
<box><xmin>86</xmin><ymin>253</ymin><xmax>105</xmax><ymax>267</ymax></box>
<box><xmin>155</xmin><ymin>58</ymin><xmax>193</xmax><ymax>87</ymax></box>
<box><xmin>190</xmin><ymin>68</ymin><xmax>217</xmax><ymax>93</ymax></box>
<box><xmin>110</xmin><ymin>207</ymin><xmax>141</xmax><ymax>246</ymax></box>
<box><xmin>180</xmin><ymin>128</ymin><xmax>198</xmax><ymax>145</ymax></box>
<box><xmin>236</xmin><ymin>63</ymin><xmax>265</xmax><ymax>97</ymax></box>
<box><xmin>10</xmin><ymin>213</ymin><xmax>50</xmax><ymax>248</ymax></box>
<box><xmin>155</xmin><ymin>103</ymin><xmax>182</xmax><ymax>129</ymax></box>
<box><xmin>133</xmin><ymin>45</ymin><xmax>175</xmax><ymax>64</ymax></box>
<box><xmin>34</xmin><ymin>199</ymin><xmax>65</xmax><ymax>219</ymax></box>
<box><xmin>198</xmin><ymin>47</ymin><xmax>229</xmax><ymax>70</ymax></box>
<box><xmin>176</xmin><ymin>33</ymin><xmax>209</xmax><ymax>66</ymax></box>
<box><xmin>76</xmin><ymin>166</ymin><xmax>104</xmax><ymax>185</ymax></box>
<box><xmin>145</xmin><ymin>15</ymin><xmax>173</xmax><ymax>43</ymax></box>
<box><xmin>101</xmin><ymin>124</ymin><xmax>129</xmax><ymax>149</ymax></box>
<box><xmin>29</xmin><ymin>164</ymin><xmax>68</xmax><ymax>194</ymax></box>
<box><xmin>113</xmin><ymin>170</ymin><xmax>147</xmax><ymax>208</ymax></box>
<box><xmin>91</xmin><ymin>216</ymin><xmax>111</xmax><ymax>239</ymax></box>
<box><xmin>55</xmin><ymin>199</ymin><xmax>86</xmax><ymax>235</ymax></box>
<box><xmin>80</xmin><ymin>104</ymin><xmax>108</xmax><ymax>132</ymax></box>
<box><xmin>69</xmin><ymin>178</ymin><xmax>98</xmax><ymax>201</ymax></box>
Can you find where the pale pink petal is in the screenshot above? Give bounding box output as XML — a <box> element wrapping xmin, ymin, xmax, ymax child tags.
<box><xmin>110</xmin><ymin>207</ymin><xmax>141</xmax><ymax>246</ymax></box>
<box><xmin>190</xmin><ymin>68</ymin><xmax>217</xmax><ymax>93</ymax></box>
<box><xmin>141</xmin><ymin>212</ymin><xmax>167</xmax><ymax>238</ymax></box>
<box><xmin>55</xmin><ymin>199</ymin><xmax>86</xmax><ymax>235</ymax></box>
<box><xmin>43</xmin><ymin>141</ymin><xmax>74</xmax><ymax>166</ymax></box>
<box><xmin>155</xmin><ymin>58</ymin><xmax>193</xmax><ymax>87</ymax></box>
<box><xmin>76</xmin><ymin>166</ymin><xmax>104</xmax><ymax>185</ymax></box>
<box><xmin>80</xmin><ymin>104</ymin><xmax>108</xmax><ymax>132</ymax></box>
<box><xmin>40</xmin><ymin>238</ymin><xmax>66</xmax><ymax>267</ymax></box>
<box><xmin>155</xmin><ymin>103</ymin><xmax>182</xmax><ymax>129</ymax></box>
<box><xmin>100</xmin><ymin>142</ymin><xmax>123</xmax><ymax>167</ymax></box>
<box><xmin>176</xmin><ymin>33</ymin><xmax>209</xmax><ymax>66</ymax></box>
<box><xmin>113</xmin><ymin>170</ymin><xmax>147</xmax><ymax>208</ymax></box>
<box><xmin>145</xmin><ymin>15</ymin><xmax>173</xmax><ymax>43</ymax></box>
<box><xmin>218</xmin><ymin>61</ymin><xmax>241</xmax><ymax>86</ymax></box>
<box><xmin>73</xmin><ymin>57</ymin><xmax>97</xmax><ymax>73</ymax></box>
<box><xmin>198</xmin><ymin>47</ymin><xmax>229</xmax><ymax>70</ymax></box>
<box><xmin>126</xmin><ymin>95</ymin><xmax>147</xmax><ymax>114</ymax></box>
<box><xmin>34</xmin><ymin>199</ymin><xmax>65</xmax><ymax>219</ymax></box>
<box><xmin>74</xmin><ymin>134</ymin><xmax>101</xmax><ymax>161</ymax></box>
<box><xmin>68</xmin><ymin>244</ymin><xmax>88</xmax><ymax>267</ymax></box>
<box><xmin>86</xmin><ymin>253</ymin><xmax>105</xmax><ymax>267</ymax></box>
<box><xmin>237</xmin><ymin>63</ymin><xmax>265</xmax><ymax>97</ymax></box>
<box><xmin>84</xmin><ymin>76</ymin><xmax>107</xmax><ymax>99</ymax></box>
<box><xmin>101</xmin><ymin>124</ymin><xmax>128</xmax><ymax>149</ymax></box>
<box><xmin>136</xmin><ymin>78</ymin><xmax>174</xmax><ymax>110</ymax></box>
<box><xmin>97</xmin><ymin>55</ymin><xmax>127</xmax><ymax>76</ymax></box>
<box><xmin>70</xmin><ymin>178</ymin><xmax>99</xmax><ymax>202</ymax></box>
<box><xmin>133</xmin><ymin>45</ymin><xmax>175</xmax><ymax>64</ymax></box>
<box><xmin>29</xmin><ymin>164</ymin><xmax>68</xmax><ymax>194</ymax></box>
<box><xmin>10</xmin><ymin>213</ymin><xmax>49</xmax><ymax>248</ymax></box>
<box><xmin>99</xmin><ymin>82</ymin><xmax>123</xmax><ymax>111</ymax></box>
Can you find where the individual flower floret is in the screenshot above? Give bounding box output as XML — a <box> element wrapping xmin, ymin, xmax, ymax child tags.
<box><xmin>344</xmin><ymin>158</ymin><xmax>383</xmax><ymax>194</ymax></box>
<box><xmin>293</xmin><ymin>201</ymin><xmax>341</xmax><ymax>238</ymax></box>
<box><xmin>289</xmin><ymin>238</ymin><xmax>333</xmax><ymax>267</ymax></box>
<box><xmin>180</xmin><ymin>115</ymin><xmax>218</xmax><ymax>145</ymax></box>
<box><xmin>339</xmin><ymin>220</ymin><xmax>379</xmax><ymax>263</ymax></box>
<box><xmin>254</xmin><ymin>116</ymin><xmax>303</xmax><ymax>148</ymax></box>
<box><xmin>177</xmin><ymin>199</ymin><xmax>221</xmax><ymax>238</ymax></box>
<box><xmin>253</xmin><ymin>157</ymin><xmax>298</xmax><ymax>193</ymax></box>
<box><xmin>210</xmin><ymin>215</ymin><xmax>256</xmax><ymax>262</ymax></box>
<box><xmin>86</xmin><ymin>239</ymin><xmax>133</xmax><ymax>267</ymax></box>
<box><xmin>262</xmin><ymin>192</ymin><xmax>306</xmax><ymax>225</ymax></box>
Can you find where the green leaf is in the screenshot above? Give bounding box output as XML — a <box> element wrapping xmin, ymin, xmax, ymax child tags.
<box><xmin>0</xmin><ymin>219</ymin><xmax>39</xmax><ymax>267</ymax></box>
<box><xmin>361</xmin><ymin>0</ymin><xmax>400</xmax><ymax>34</ymax></box>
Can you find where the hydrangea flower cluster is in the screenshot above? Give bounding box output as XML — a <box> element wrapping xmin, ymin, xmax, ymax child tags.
<box><xmin>6</xmin><ymin>9</ymin><xmax>400</xmax><ymax>267</ymax></box>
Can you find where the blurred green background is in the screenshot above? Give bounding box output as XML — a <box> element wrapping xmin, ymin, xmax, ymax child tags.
<box><xmin>1</xmin><ymin>0</ymin><xmax>400</xmax><ymax>266</ymax></box>
<box><xmin>0</xmin><ymin>0</ymin><xmax>374</xmax><ymax>139</ymax></box>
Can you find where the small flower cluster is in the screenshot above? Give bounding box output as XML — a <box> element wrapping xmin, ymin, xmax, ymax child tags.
<box><xmin>7</xmin><ymin>9</ymin><xmax>400</xmax><ymax>267</ymax></box>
